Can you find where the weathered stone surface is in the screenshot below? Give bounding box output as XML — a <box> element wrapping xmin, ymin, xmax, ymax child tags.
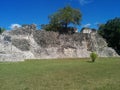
<box><xmin>0</xmin><ymin>25</ymin><xmax>119</xmax><ymax>62</ymax></box>
<box><xmin>12</xmin><ymin>39</ymin><xmax>30</xmax><ymax>51</ymax></box>
<box><xmin>33</xmin><ymin>31</ymin><xmax>60</xmax><ymax>48</ymax></box>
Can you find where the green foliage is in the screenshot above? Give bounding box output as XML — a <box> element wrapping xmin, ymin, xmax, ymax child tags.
<box><xmin>42</xmin><ymin>5</ymin><xmax>82</xmax><ymax>33</ymax></box>
<box><xmin>49</xmin><ymin>5</ymin><xmax>82</xmax><ymax>28</ymax></box>
<box><xmin>0</xmin><ymin>27</ymin><xmax>6</xmax><ymax>34</ymax></box>
<box><xmin>98</xmin><ymin>17</ymin><xmax>120</xmax><ymax>54</ymax></box>
<box><xmin>90</xmin><ymin>52</ymin><xmax>98</xmax><ymax>62</ymax></box>
<box><xmin>41</xmin><ymin>23</ymin><xmax>61</xmax><ymax>32</ymax></box>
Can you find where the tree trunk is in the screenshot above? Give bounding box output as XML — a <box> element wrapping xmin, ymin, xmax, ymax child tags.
<box><xmin>65</xmin><ymin>23</ymin><xmax>68</xmax><ymax>33</ymax></box>
<box><xmin>65</xmin><ymin>23</ymin><xmax>68</xmax><ymax>29</ymax></box>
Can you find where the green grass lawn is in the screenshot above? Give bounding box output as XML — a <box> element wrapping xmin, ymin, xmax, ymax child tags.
<box><xmin>0</xmin><ymin>58</ymin><xmax>120</xmax><ymax>90</ymax></box>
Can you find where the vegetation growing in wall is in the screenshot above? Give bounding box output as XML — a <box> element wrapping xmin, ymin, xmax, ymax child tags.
<box><xmin>41</xmin><ymin>5</ymin><xmax>82</xmax><ymax>34</ymax></box>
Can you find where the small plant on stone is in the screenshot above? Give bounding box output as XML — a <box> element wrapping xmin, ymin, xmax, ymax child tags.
<box><xmin>90</xmin><ymin>52</ymin><xmax>98</xmax><ymax>62</ymax></box>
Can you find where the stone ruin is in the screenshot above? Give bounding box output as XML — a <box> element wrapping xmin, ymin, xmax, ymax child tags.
<box><xmin>0</xmin><ymin>24</ymin><xmax>119</xmax><ymax>61</ymax></box>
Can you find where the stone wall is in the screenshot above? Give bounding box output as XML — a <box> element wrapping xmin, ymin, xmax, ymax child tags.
<box><xmin>0</xmin><ymin>25</ymin><xmax>119</xmax><ymax>61</ymax></box>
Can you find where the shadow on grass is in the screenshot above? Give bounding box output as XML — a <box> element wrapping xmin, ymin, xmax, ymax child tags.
<box><xmin>86</xmin><ymin>60</ymin><xmax>95</xmax><ymax>63</ymax></box>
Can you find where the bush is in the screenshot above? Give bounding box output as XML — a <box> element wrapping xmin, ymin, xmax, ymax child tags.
<box><xmin>0</xmin><ymin>27</ymin><xmax>6</xmax><ymax>34</ymax></box>
<box><xmin>90</xmin><ymin>52</ymin><xmax>98</xmax><ymax>62</ymax></box>
<box><xmin>98</xmin><ymin>17</ymin><xmax>120</xmax><ymax>54</ymax></box>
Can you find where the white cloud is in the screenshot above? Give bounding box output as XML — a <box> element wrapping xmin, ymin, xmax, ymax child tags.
<box><xmin>79</xmin><ymin>0</ymin><xmax>93</xmax><ymax>5</ymax></box>
<box><xmin>69</xmin><ymin>0</ymin><xmax>93</xmax><ymax>5</ymax></box>
<box><xmin>10</xmin><ymin>24</ymin><xmax>21</xmax><ymax>29</ymax></box>
<box><xmin>83</xmin><ymin>23</ymin><xmax>91</xmax><ymax>27</ymax></box>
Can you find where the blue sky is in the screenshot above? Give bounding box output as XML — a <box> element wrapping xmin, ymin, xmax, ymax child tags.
<box><xmin>0</xmin><ymin>0</ymin><xmax>120</xmax><ymax>30</ymax></box>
